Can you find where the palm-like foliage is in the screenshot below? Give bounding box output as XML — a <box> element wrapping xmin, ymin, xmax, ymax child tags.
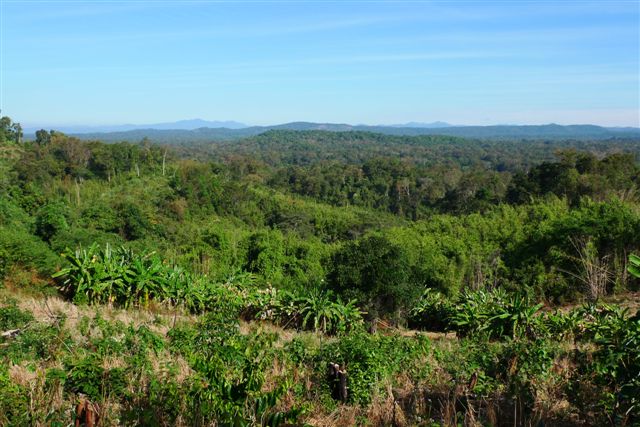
<box><xmin>333</xmin><ymin>296</ymin><xmax>365</xmax><ymax>333</ymax></box>
<box><xmin>253</xmin><ymin>288</ymin><xmax>364</xmax><ymax>334</ymax></box>
<box><xmin>53</xmin><ymin>243</ymin><xmax>211</xmax><ymax>310</ymax></box>
<box><xmin>541</xmin><ymin>309</ymin><xmax>582</xmax><ymax>340</ymax></box>
<box><xmin>451</xmin><ymin>289</ymin><xmax>543</xmax><ymax>339</ymax></box>
<box><xmin>53</xmin><ymin>243</ymin><xmax>128</xmax><ymax>305</ymax></box>
<box><xmin>409</xmin><ymin>288</ymin><xmax>456</xmax><ymax>331</ymax></box>
<box><xmin>578</xmin><ymin>303</ymin><xmax>640</xmax><ymax>420</ymax></box>
<box><xmin>298</xmin><ymin>289</ymin><xmax>339</xmax><ymax>334</ymax></box>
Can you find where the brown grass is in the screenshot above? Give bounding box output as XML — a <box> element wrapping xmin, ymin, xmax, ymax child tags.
<box><xmin>366</xmin><ymin>384</ymin><xmax>408</xmax><ymax>427</ymax></box>
<box><xmin>8</xmin><ymin>362</ymin><xmax>69</xmax><ymax>427</ymax></box>
<box><xmin>305</xmin><ymin>404</ymin><xmax>360</xmax><ymax>427</ymax></box>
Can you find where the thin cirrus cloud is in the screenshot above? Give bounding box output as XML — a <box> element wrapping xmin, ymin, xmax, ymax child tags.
<box><xmin>6</xmin><ymin>50</ymin><xmax>511</xmax><ymax>77</ymax></box>
<box><xmin>367</xmin><ymin>25</ymin><xmax>638</xmax><ymax>46</ymax></box>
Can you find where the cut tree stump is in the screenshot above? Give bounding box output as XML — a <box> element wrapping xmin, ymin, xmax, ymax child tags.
<box><xmin>75</xmin><ymin>397</ymin><xmax>100</xmax><ymax>427</ymax></box>
<box><xmin>327</xmin><ymin>362</ymin><xmax>348</xmax><ymax>402</ymax></box>
<box><xmin>1</xmin><ymin>329</ymin><xmax>20</xmax><ymax>338</ymax></box>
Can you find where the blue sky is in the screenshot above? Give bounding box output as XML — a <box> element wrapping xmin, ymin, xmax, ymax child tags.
<box><xmin>1</xmin><ymin>1</ymin><xmax>639</xmax><ymax>127</ymax></box>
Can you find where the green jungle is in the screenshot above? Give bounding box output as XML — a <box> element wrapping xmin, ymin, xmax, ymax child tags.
<box><xmin>0</xmin><ymin>116</ymin><xmax>639</xmax><ymax>426</ymax></box>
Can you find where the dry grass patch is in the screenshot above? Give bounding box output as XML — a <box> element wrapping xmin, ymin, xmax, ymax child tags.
<box><xmin>9</xmin><ymin>289</ymin><xmax>195</xmax><ymax>342</ymax></box>
<box><xmin>305</xmin><ymin>404</ymin><xmax>361</xmax><ymax>427</ymax></box>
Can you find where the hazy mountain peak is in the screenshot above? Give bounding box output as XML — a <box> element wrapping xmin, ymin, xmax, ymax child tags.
<box><xmin>150</xmin><ymin>119</ymin><xmax>248</xmax><ymax>130</ymax></box>
<box><xmin>389</xmin><ymin>121</ymin><xmax>453</xmax><ymax>128</ymax></box>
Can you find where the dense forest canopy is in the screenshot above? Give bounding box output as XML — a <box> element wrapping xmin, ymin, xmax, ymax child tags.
<box><xmin>1</xmin><ymin>115</ymin><xmax>639</xmax><ymax>426</ymax></box>
<box><xmin>3</xmin><ymin>117</ymin><xmax>639</xmax><ymax>304</ymax></box>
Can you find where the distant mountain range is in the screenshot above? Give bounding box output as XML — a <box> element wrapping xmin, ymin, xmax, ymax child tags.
<box><xmin>23</xmin><ymin>120</ymin><xmax>640</xmax><ymax>142</ymax></box>
<box><xmin>23</xmin><ymin>119</ymin><xmax>247</xmax><ymax>134</ymax></box>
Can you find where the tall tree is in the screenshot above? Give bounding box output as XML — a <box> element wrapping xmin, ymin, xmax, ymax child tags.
<box><xmin>0</xmin><ymin>116</ymin><xmax>22</xmax><ymax>144</ymax></box>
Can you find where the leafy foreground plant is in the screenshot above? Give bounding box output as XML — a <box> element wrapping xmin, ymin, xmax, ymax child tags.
<box><xmin>317</xmin><ymin>332</ymin><xmax>431</xmax><ymax>405</ymax></box>
<box><xmin>171</xmin><ymin>311</ymin><xmax>302</xmax><ymax>427</ymax></box>
<box><xmin>408</xmin><ymin>288</ymin><xmax>456</xmax><ymax>332</ymax></box>
<box><xmin>582</xmin><ymin>305</ymin><xmax>640</xmax><ymax>424</ymax></box>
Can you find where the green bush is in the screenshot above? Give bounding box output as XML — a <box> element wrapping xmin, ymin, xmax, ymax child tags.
<box><xmin>451</xmin><ymin>289</ymin><xmax>543</xmax><ymax>340</ymax></box>
<box><xmin>408</xmin><ymin>288</ymin><xmax>456</xmax><ymax>331</ymax></box>
<box><xmin>49</xmin><ymin>227</ymin><xmax>123</xmax><ymax>255</ymax></box>
<box><xmin>0</xmin><ymin>300</ymin><xmax>34</xmax><ymax>330</ymax></box>
<box><xmin>0</xmin><ymin>365</ymin><xmax>29</xmax><ymax>426</ymax></box>
<box><xmin>34</xmin><ymin>201</ymin><xmax>70</xmax><ymax>242</ymax></box>
<box><xmin>115</xmin><ymin>201</ymin><xmax>152</xmax><ymax>240</ymax></box>
<box><xmin>2</xmin><ymin>322</ymin><xmax>69</xmax><ymax>363</ymax></box>
<box><xmin>65</xmin><ymin>354</ymin><xmax>105</xmax><ymax>400</ymax></box>
<box><xmin>433</xmin><ymin>338</ymin><xmax>502</xmax><ymax>395</ymax></box>
<box><xmin>318</xmin><ymin>332</ymin><xmax>430</xmax><ymax>404</ymax></box>
<box><xmin>171</xmin><ymin>312</ymin><xmax>301</xmax><ymax>426</ymax></box>
<box><xmin>328</xmin><ymin>234</ymin><xmax>419</xmax><ymax>321</ymax></box>
<box><xmin>0</xmin><ymin>225</ymin><xmax>59</xmax><ymax>275</ymax></box>
<box><xmin>500</xmin><ymin>338</ymin><xmax>556</xmax><ymax>398</ymax></box>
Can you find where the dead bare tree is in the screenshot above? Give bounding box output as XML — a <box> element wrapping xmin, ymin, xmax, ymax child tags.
<box><xmin>565</xmin><ymin>236</ymin><xmax>612</xmax><ymax>301</ymax></box>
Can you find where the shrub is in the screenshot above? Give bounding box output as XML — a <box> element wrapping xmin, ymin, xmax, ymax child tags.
<box><xmin>253</xmin><ymin>288</ymin><xmax>364</xmax><ymax>335</ymax></box>
<box><xmin>0</xmin><ymin>225</ymin><xmax>59</xmax><ymax>275</ymax></box>
<box><xmin>173</xmin><ymin>313</ymin><xmax>301</xmax><ymax>426</ymax></box>
<box><xmin>318</xmin><ymin>332</ymin><xmax>430</xmax><ymax>404</ymax></box>
<box><xmin>433</xmin><ymin>338</ymin><xmax>502</xmax><ymax>396</ymax></box>
<box><xmin>115</xmin><ymin>201</ymin><xmax>151</xmax><ymax>240</ymax></box>
<box><xmin>328</xmin><ymin>234</ymin><xmax>419</xmax><ymax>322</ymax></box>
<box><xmin>2</xmin><ymin>321</ymin><xmax>68</xmax><ymax>363</ymax></box>
<box><xmin>65</xmin><ymin>355</ymin><xmax>105</xmax><ymax>401</ymax></box>
<box><xmin>451</xmin><ymin>289</ymin><xmax>543</xmax><ymax>340</ymax></box>
<box><xmin>34</xmin><ymin>201</ymin><xmax>69</xmax><ymax>242</ymax></box>
<box><xmin>408</xmin><ymin>288</ymin><xmax>456</xmax><ymax>331</ymax></box>
<box><xmin>0</xmin><ymin>365</ymin><xmax>29</xmax><ymax>426</ymax></box>
<box><xmin>0</xmin><ymin>300</ymin><xmax>34</xmax><ymax>330</ymax></box>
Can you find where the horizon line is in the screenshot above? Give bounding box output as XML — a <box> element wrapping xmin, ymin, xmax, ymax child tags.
<box><xmin>18</xmin><ymin>119</ymin><xmax>640</xmax><ymax>132</ymax></box>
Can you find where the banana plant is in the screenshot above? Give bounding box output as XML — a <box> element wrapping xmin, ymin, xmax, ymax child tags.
<box><xmin>489</xmin><ymin>294</ymin><xmax>543</xmax><ymax>339</ymax></box>
<box><xmin>298</xmin><ymin>289</ymin><xmax>339</xmax><ymax>334</ymax></box>
<box><xmin>53</xmin><ymin>244</ymin><xmax>102</xmax><ymax>304</ymax></box>
<box><xmin>123</xmin><ymin>253</ymin><xmax>164</xmax><ymax>307</ymax></box>
<box><xmin>333</xmin><ymin>296</ymin><xmax>365</xmax><ymax>333</ymax></box>
<box><xmin>54</xmin><ymin>243</ymin><xmax>181</xmax><ymax>308</ymax></box>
